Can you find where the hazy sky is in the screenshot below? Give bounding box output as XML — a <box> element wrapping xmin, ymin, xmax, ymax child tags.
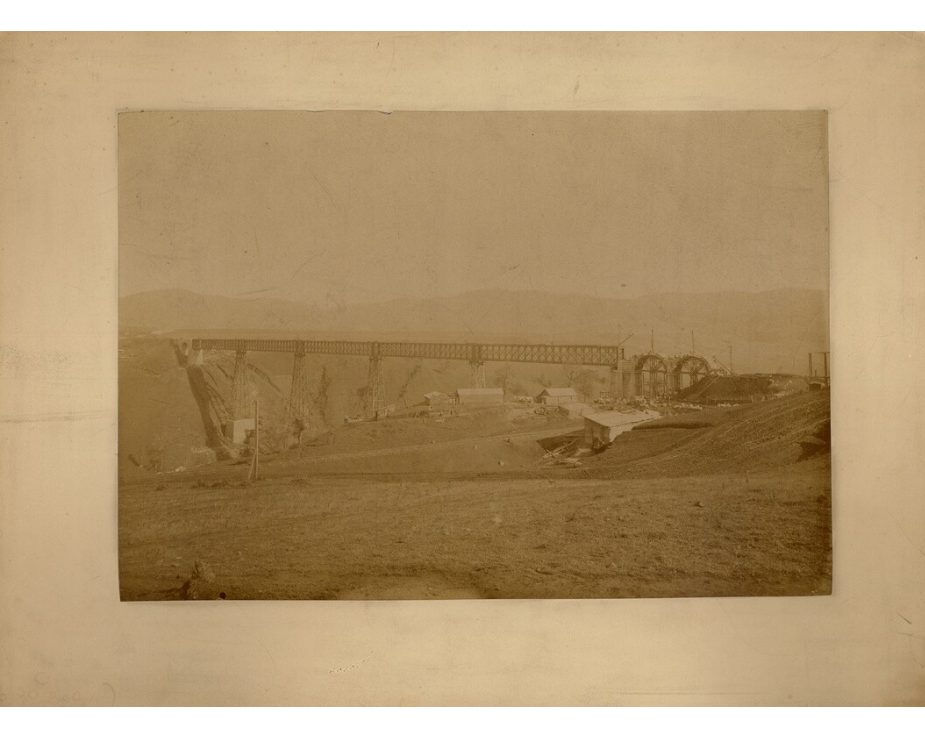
<box><xmin>119</xmin><ymin>110</ymin><xmax>828</xmax><ymax>306</ymax></box>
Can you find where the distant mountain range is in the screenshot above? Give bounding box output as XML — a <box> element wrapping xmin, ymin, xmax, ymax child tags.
<box><xmin>120</xmin><ymin>288</ymin><xmax>829</xmax><ymax>374</ymax></box>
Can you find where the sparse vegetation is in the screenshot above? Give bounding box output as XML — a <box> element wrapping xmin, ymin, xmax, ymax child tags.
<box><xmin>492</xmin><ymin>363</ymin><xmax>514</xmax><ymax>395</ymax></box>
<box><xmin>312</xmin><ymin>365</ymin><xmax>332</xmax><ymax>425</ymax></box>
<box><xmin>561</xmin><ymin>364</ymin><xmax>598</xmax><ymax>401</ymax></box>
<box><xmin>143</xmin><ymin>435</ymin><xmax>167</xmax><ymax>473</ymax></box>
<box><xmin>119</xmin><ymin>337</ymin><xmax>831</xmax><ymax>601</ymax></box>
<box><xmin>120</xmin><ymin>459</ymin><xmax>830</xmax><ymax>601</ymax></box>
<box><xmin>395</xmin><ymin>362</ymin><xmax>422</xmax><ymax>403</ymax></box>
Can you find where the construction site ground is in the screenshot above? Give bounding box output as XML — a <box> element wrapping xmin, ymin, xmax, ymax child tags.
<box><xmin>120</xmin><ymin>361</ymin><xmax>832</xmax><ymax>600</ymax></box>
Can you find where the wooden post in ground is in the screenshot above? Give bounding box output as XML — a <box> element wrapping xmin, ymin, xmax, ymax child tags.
<box><xmin>248</xmin><ymin>398</ymin><xmax>260</xmax><ymax>483</ymax></box>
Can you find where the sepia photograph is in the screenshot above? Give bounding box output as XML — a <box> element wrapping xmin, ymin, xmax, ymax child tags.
<box><xmin>118</xmin><ymin>109</ymin><xmax>831</xmax><ymax>601</ymax></box>
<box><xmin>8</xmin><ymin>28</ymin><xmax>925</xmax><ymax>706</ymax></box>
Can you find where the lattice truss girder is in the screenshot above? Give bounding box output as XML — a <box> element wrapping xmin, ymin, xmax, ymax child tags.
<box><xmin>194</xmin><ymin>338</ymin><xmax>629</xmax><ymax>367</ymax></box>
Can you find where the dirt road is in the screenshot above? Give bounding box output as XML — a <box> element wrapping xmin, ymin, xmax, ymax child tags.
<box><xmin>278</xmin><ymin>422</ymin><xmax>582</xmax><ymax>466</ymax></box>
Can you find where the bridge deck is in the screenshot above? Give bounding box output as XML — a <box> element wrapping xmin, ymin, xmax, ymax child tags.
<box><xmin>191</xmin><ymin>338</ymin><xmax>624</xmax><ymax>367</ymax></box>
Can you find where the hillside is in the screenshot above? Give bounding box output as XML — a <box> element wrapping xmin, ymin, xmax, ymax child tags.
<box><xmin>117</xmin><ymin>335</ymin><xmax>594</xmax><ymax>480</ymax></box>
<box><xmin>583</xmin><ymin>390</ymin><xmax>831</xmax><ymax>479</ymax></box>
<box><xmin>119</xmin><ymin>342</ymin><xmax>832</xmax><ymax>602</ymax></box>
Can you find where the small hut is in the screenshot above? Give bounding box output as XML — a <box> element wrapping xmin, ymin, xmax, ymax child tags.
<box><xmin>536</xmin><ymin>387</ymin><xmax>580</xmax><ymax>405</ymax></box>
<box><xmin>455</xmin><ymin>387</ymin><xmax>504</xmax><ymax>405</ymax></box>
<box><xmin>423</xmin><ymin>391</ymin><xmax>453</xmax><ymax>407</ymax></box>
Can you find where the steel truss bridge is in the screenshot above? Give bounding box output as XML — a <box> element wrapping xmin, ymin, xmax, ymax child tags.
<box><xmin>188</xmin><ymin>337</ymin><xmax>715</xmax><ymax>421</ymax></box>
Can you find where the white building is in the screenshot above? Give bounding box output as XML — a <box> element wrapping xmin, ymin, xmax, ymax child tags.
<box><xmin>583</xmin><ymin>409</ymin><xmax>659</xmax><ymax>447</ymax></box>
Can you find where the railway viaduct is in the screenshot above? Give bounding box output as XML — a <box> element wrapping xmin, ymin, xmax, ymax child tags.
<box><xmin>187</xmin><ymin>337</ymin><xmax>716</xmax><ymax>421</ymax></box>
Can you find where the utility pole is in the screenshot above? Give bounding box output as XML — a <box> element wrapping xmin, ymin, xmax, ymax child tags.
<box><xmin>650</xmin><ymin>329</ymin><xmax>654</xmax><ymax>353</ymax></box>
<box><xmin>691</xmin><ymin>331</ymin><xmax>695</xmax><ymax>354</ymax></box>
<box><xmin>248</xmin><ymin>398</ymin><xmax>259</xmax><ymax>483</ymax></box>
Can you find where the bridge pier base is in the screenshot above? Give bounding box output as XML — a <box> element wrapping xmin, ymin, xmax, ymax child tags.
<box><xmin>609</xmin><ymin>361</ymin><xmax>635</xmax><ymax>399</ymax></box>
<box><xmin>232</xmin><ymin>349</ymin><xmax>251</xmax><ymax>420</ymax></box>
<box><xmin>609</xmin><ymin>367</ymin><xmax>622</xmax><ymax>399</ymax></box>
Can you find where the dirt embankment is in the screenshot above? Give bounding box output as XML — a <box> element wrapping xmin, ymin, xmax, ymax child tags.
<box><xmin>119</xmin><ymin>338</ymin><xmax>211</xmax><ymax>478</ymax></box>
<box><xmin>583</xmin><ymin>389</ymin><xmax>830</xmax><ymax>479</ymax></box>
<box><xmin>677</xmin><ymin>373</ymin><xmax>813</xmax><ymax>404</ymax></box>
<box><xmin>119</xmin><ymin>337</ymin><xmax>295</xmax><ymax>478</ymax></box>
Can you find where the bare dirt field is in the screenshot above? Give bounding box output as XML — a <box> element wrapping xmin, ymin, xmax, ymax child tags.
<box><xmin>119</xmin><ymin>345</ymin><xmax>832</xmax><ymax>600</ymax></box>
<box><xmin>119</xmin><ymin>457</ymin><xmax>830</xmax><ymax>601</ymax></box>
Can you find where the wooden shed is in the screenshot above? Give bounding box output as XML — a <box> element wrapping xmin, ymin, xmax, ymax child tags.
<box><xmin>536</xmin><ymin>387</ymin><xmax>580</xmax><ymax>405</ymax></box>
<box><xmin>455</xmin><ymin>387</ymin><xmax>504</xmax><ymax>405</ymax></box>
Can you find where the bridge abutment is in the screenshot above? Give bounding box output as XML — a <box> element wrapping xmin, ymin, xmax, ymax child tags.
<box><xmin>609</xmin><ymin>354</ymin><xmax>637</xmax><ymax>399</ymax></box>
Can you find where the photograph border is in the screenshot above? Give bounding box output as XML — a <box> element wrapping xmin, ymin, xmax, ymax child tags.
<box><xmin>1</xmin><ymin>32</ymin><xmax>923</xmax><ymax>705</ymax></box>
